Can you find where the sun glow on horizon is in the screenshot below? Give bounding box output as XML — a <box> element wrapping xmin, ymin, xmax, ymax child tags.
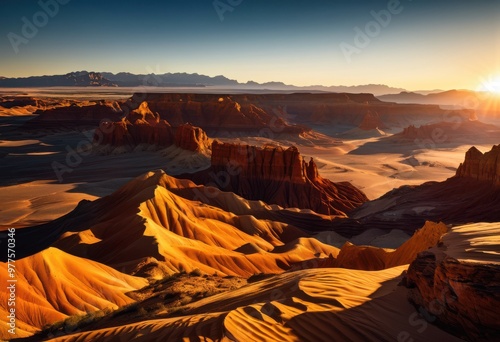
<box><xmin>478</xmin><ymin>75</ymin><xmax>500</xmax><ymax>95</ymax></box>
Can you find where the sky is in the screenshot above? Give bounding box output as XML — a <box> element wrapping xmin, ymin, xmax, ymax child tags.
<box><xmin>0</xmin><ymin>0</ymin><xmax>499</xmax><ymax>91</ymax></box>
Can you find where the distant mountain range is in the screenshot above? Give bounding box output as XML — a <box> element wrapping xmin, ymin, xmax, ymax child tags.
<box><xmin>0</xmin><ymin>71</ymin><xmax>407</xmax><ymax>95</ymax></box>
<box><xmin>0</xmin><ymin>71</ymin><xmax>117</xmax><ymax>88</ymax></box>
<box><xmin>377</xmin><ymin>90</ymin><xmax>500</xmax><ymax>116</ymax></box>
<box><xmin>377</xmin><ymin>90</ymin><xmax>482</xmax><ymax>106</ymax></box>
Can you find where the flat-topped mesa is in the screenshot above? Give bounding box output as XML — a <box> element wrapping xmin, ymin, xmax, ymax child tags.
<box><xmin>204</xmin><ymin>141</ymin><xmax>368</xmax><ymax>215</ymax></box>
<box><xmin>211</xmin><ymin>141</ymin><xmax>306</xmax><ymax>183</ymax></box>
<box><xmin>455</xmin><ymin>145</ymin><xmax>500</xmax><ymax>186</ymax></box>
<box><xmin>397</xmin><ymin>124</ymin><xmax>444</xmax><ymax>140</ymax></box>
<box><xmin>123</xmin><ymin>93</ymin><xmax>304</xmax><ymax>134</ymax></box>
<box><xmin>94</xmin><ymin>101</ymin><xmax>210</xmax><ymax>152</ymax></box>
<box><xmin>393</xmin><ymin>120</ymin><xmax>499</xmax><ymax>144</ymax></box>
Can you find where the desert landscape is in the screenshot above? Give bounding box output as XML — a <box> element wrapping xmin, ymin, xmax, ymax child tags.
<box><xmin>1</xmin><ymin>1</ymin><xmax>499</xmax><ymax>341</ymax></box>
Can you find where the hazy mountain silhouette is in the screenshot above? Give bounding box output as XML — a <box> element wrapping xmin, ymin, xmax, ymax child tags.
<box><xmin>0</xmin><ymin>71</ymin><xmax>117</xmax><ymax>87</ymax></box>
<box><xmin>0</xmin><ymin>71</ymin><xmax>406</xmax><ymax>94</ymax></box>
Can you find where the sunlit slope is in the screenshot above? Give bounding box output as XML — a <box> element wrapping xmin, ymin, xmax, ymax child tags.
<box><xmin>0</xmin><ymin>248</ymin><xmax>147</xmax><ymax>338</ymax></box>
<box><xmin>51</xmin><ymin>170</ymin><xmax>339</xmax><ymax>278</ymax></box>
<box><xmin>49</xmin><ymin>266</ymin><xmax>463</xmax><ymax>342</ymax></box>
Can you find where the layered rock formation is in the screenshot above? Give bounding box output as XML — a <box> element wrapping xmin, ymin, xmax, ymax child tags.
<box><xmin>94</xmin><ymin>101</ymin><xmax>210</xmax><ymax>152</ymax></box>
<box><xmin>358</xmin><ymin>111</ymin><xmax>385</xmax><ymax>130</ymax></box>
<box><xmin>456</xmin><ymin>144</ymin><xmax>500</xmax><ymax>186</ymax></box>
<box><xmin>174</xmin><ymin>123</ymin><xmax>209</xmax><ymax>152</ymax></box>
<box><xmin>23</xmin><ymin>101</ymin><xmax>123</xmax><ymax>129</ymax></box>
<box><xmin>352</xmin><ymin>144</ymin><xmax>500</xmax><ymax>232</ymax></box>
<box><xmin>122</xmin><ymin>93</ymin><xmax>304</xmax><ymax>135</ymax></box>
<box><xmin>5</xmin><ymin>170</ymin><xmax>334</xmax><ymax>275</ymax></box>
<box><xmin>391</xmin><ymin>120</ymin><xmax>499</xmax><ymax>145</ymax></box>
<box><xmin>183</xmin><ymin>141</ymin><xmax>368</xmax><ymax>216</ymax></box>
<box><xmin>122</xmin><ymin>92</ymin><xmax>472</xmax><ymax>133</ymax></box>
<box><xmin>338</xmin><ymin>110</ymin><xmax>388</xmax><ymax>138</ymax></box>
<box><xmin>21</xmin><ymin>93</ymin><xmax>474</xmax><ymax>136</ymax></box>
<box><xmin>1</xmin><ymin>167</ymin><xmax>496</xmax><ymax>341</ymax></box>
<box><xmin>404</xmin><ymin>223</ymin><xmax>500</xmax><ymax>341</ymax></box>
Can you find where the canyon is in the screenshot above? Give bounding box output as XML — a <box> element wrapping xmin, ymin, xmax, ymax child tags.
<box><xmin>0</xmin><ymin>90</ymin><xmax>498</xmax><ymax>341</ymax></box>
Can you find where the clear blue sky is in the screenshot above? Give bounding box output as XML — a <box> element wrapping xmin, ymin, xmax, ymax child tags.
<box><xmin>0</xmin><ymin>0</ymin><xmax>499</xmax><ymax>90</ymax></box>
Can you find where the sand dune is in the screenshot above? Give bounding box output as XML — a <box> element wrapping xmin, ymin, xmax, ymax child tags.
<box><xmin>1</xmin><ymin>91</ymin><xmax>497</xmax><ymax>342</ymax></box>
<box><xmin>0</xmin><ymin>248</ymin><xmax>147</xmax><ymax>338</ymax></box>
<box><xmin>47</xmin><ymin>266</ymin><xmax>463</xmax><ymax>342</ymax></box>
<box><xmin>0</xmin><ymin>181</ymin><xmax>99</xmax><ymax>229</ymax></box>
<box><xmin>6</xmin><ymin>170</ymin><xmax>337</xmax><ymax>279</ymax></box>
<box><xmin>0</xmin><ymin>170</ymin><xmax>459</xmax><ymax>341</ymax></box>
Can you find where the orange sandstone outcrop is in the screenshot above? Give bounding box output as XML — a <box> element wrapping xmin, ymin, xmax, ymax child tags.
<box><xmin>174</xmin><ymin>123</ymin><xmax>210</xmax><ymax>152</ymax></box>
<box><xmin>358</xmin><ymin>111</ymin><xmax>385</xmax><ymax>130</ymax></box>
<box><xmin>352</xmin><ymin>144</ymin><xmax>500</xmax><ymax>232</ymax></box>
<box><xmin>404</xmin><ymin>223</ymin><xmax>500</xmax><ymax>341</ymax></box>
<box><xmin>123</xmin><ymin>93</ymin><xmax>301</xmax><ymax>134</ymax></box>
<box><xmin>391</xmin><ymin>120</ymin><xmax>499</xmax><ymax>144</ymax></box>
<box><xmin>184</xmin><ymin>141</ymin><xmax>368</xmax><ymax>215</ymax></box>
<box><xmin>93</xmin><ymin>101</ymin><xmax>210</xmax><ymax>152</ymax></box>
<box><xmin>456</xmin><ymin>145</ymin><xmax>500</xmax><ymax>186</ymax></box>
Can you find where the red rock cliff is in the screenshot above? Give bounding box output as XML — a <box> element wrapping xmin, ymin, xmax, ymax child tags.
<box><xmin>186</xmin><ymin>141</ymin><xmax>368</xmax><ymax>216</ymax></box>
<box><xmin>455</xmin><ymin>144</ymin><xmax>500</xmax><ymax>186</ymax></box>
<box><xmin>358</xmin><ymin>111</ymin><xmax>385</xmax><ymax>130</ymax></box>
<box><xmin>393</xmin><ymin>120</ymin><xmax>499</xmax><ymax>144</ymax></box>
<box><xmin>174</xmin><ymin>124</ymin><xmax>210</xmax><ymax>152</ymax></box>
<box><xmin>123</xmin><ymin>93</ymin><xmax>303</xmax><ymax>134</ymax></box>
<box><xmin>94</xmin><ymin>101</ymin><xmax>210</xmax><ymax>152</ymax></box>
<box><xmin>404</xmin><ymin>223</ymin><xmax>500</xmax><ymax>341</ymax></box>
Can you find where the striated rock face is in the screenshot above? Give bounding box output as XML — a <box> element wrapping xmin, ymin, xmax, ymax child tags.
<box><xmin>352</xmin><ymin>144</ymin><xmax>500</xmax><ymax>232</ymax></box>
<box><xmin>456</xmin><ymin>145</ymin><xmax>500</xmax><ymax>186</ymax></box>
<box><xmin>122</xmin><ymin>93</ymin><xmax>303</xmax><ymax>135</ymax></box>
<box><xmin>94</xmin><ymin>101</ymin><xmax>173</xmax><ymax>147</ymax></box>
<box><xmin>174</xmin><ymin>124</ymin><xmax>210</xmax><ymax>152</ymax></box>
<box><xmin>404</xmin><ymin>223</ymin><xmax>500</xmax><ymax>341</ymax></box>
<box><xmin>358</xmin><ymin>111</ymin><xmax>384</xmax><ymax>130</ymax></box>
<box><xmin>94</xmin><ymin>102</ymin><xmax>210</xmax><ymax>152</ymax></box>
<box><xmin>210</xmin><ymin>141</ymin><xmax>306</xmax><ymax>183</ymax></box>
<box><xmin>126</xmin><ymin>92</ymin><xmax>473</xmax><ymax>134</ymax></box>
<box><xmin>391</xmin><ymin>120</ymin><xmax>499</xmax><ymax>145</ymax></box>
<box><xmin>184</xmin><ymin>141</ymin><xmax>368</xmax><ymax>216</ymax></box>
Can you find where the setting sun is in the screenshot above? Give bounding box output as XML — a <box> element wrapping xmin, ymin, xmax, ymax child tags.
<box><xmin>479</xmin><ymin>75</ymin><xmax>500</xmax><ymax>94</ymax></box>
